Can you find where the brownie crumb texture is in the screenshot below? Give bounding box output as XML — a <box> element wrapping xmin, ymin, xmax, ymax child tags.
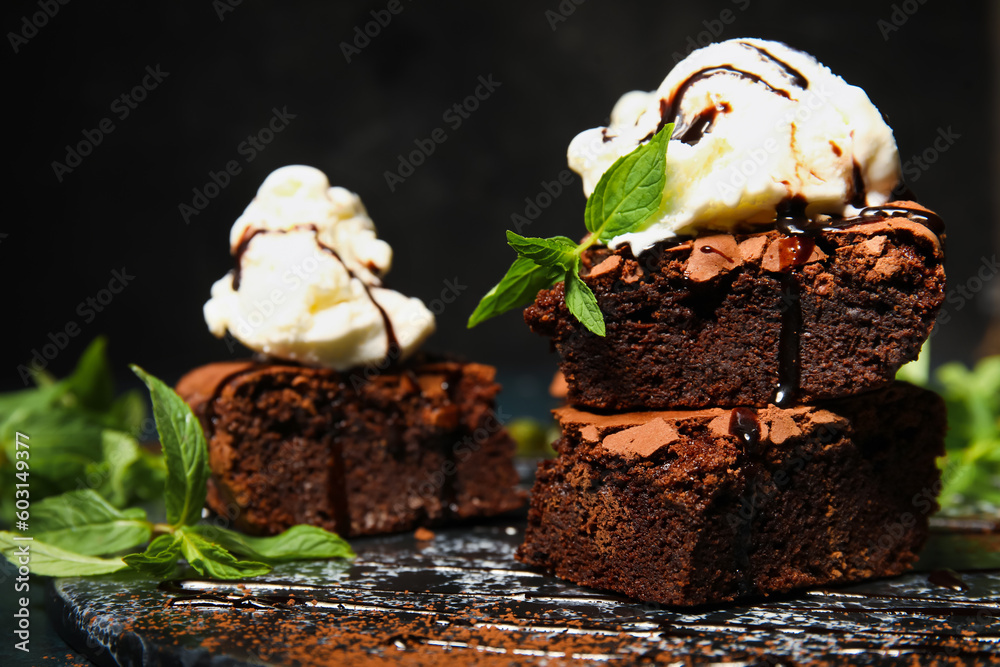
<box><xmin>526</xmin><ymin>206</ymin><xmax>945</xmax><ymax>410</ymax></box>
<box><xmin>177</xmin><ymin>360</ymin><xmax>525</xmax><ymax>537</ymax></box>
<box><xmin>517</xmin><ymin>383</ymin><xmax>945</xmax><ymax>606</ymax></box>
<box><xmin>519</xmin><ymin>205</ymin><xmax>947</xmax><ymax>606</ymax></box>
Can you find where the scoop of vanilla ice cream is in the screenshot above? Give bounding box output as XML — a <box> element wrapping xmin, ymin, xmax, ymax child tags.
<box><xmin>568</xmin><ymin>38</ymin><xmax>902</xmax><ymax>253</ymax></box>
<box><xmin>204</xmin><ymin>165</ymin><xmax>435</xmax><ymax>370</ymax></box>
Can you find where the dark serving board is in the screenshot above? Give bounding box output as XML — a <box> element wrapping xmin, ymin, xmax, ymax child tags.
<box><xmin>46</xmin><ymin>517</ymin><xmax>1000</xmax><ymax>666</ymax></box>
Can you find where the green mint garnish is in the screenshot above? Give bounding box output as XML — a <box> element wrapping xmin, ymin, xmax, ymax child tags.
<box><xmin>31</xmin><ymin>490</ymin><xmax>151</xmax><ymax>556</ymax></box>
<box><xmin>122</xmin><ymin>535</ymin><xmax>184</xmax><ymax>578</ymax></box>
<box><xmin>900</xmin><ymin>346</ymin><xmax>1000</xmax><ymax>512</ymax></box>
<box><xmin>0</xmin><ymin>532</ymin><xmax>129</xmax><ymax>577</ymax></box>
<box><xmin>1</xmin><ymin>360</ymin><xmax>353</xmax><ymax>580</ymax></box>
<box><xmin>468</xmin><ymin>124</ymin><xmax>672</xmax><ymax>335</ymax></box>
<box><xmin>131</xmin><ymin>364</ymin><xmax>210</xmax><ymax>528</ymax></box>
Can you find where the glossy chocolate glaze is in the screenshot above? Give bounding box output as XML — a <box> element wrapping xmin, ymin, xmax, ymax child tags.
<box><xmin>658</xmin><ymin>41</ymin><xmax>810</xmax><ymax>144</ymax></box>
<box><xmin>766</xmin><ymin>197</ymin><xmax>944</xmax><ymax>405</ymax></box>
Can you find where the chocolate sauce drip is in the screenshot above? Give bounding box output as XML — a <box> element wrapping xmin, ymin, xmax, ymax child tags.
<box><xmin>774</xmin><ymin>196</ymin><xmax>809</xmax><ymax>233</ymax></box>
<box><xmin>729</xmin><ymin>408</ymin><xmax>761</xmax><ymax>450</ymax></box>
<box><xmin>232</xmin><ymin>228</ymin><xmax>268</xmax><ymax>290</ymax></box>
<box><xmin>753</xmin><ymin>197</ymin><xmax>943</xmax><ymax>408</ymax></box>
<box><xmin>776</xmin><ymin>202</ymin><xmax>945</xmax><ymax>241</ymax></box>
<box><xmin>776</xmin><ymin>236</ymin><xmax>815</xmax><ymax>271</ymax></box>
<box><xmin>232</xmin><ymin>223</ymin><xmax>399</xmax><ymax>359</ymax></box>
<box><xmin>699</xmin><ymin>243</ymin><xmax>734</xmax><ymax>263</ymax></box>
<box><xmin>773</xmin><ymin>275</ymin><xmax>802</xmax><ymax>408</ymax></box>
<box><xmin>674</xmin><ymin>103</ymin><xmax>730</xmax><ymax>146</ymax></box>
<box><xmin>739</xmin><ymin>41</ymin><xmax>809</xmax><ymax>89</ymax></box>
<box><xmin>856</xmin><ymin>205</ymin><xmax>945</xmax><ymax>236</ymax></box>
<box><xmin>850</xmin><ymin>162</ymin><xmax>866</xmax><ymax>208</ymax></box>
<box><xmin>310</xmin><ymin>234</ymin><xmax>400</xmax><ymax>360</ymax></box>
<box><xmin>770</xmin><ymin>198</ymin><xmax>809</xmax><ymax>407</ymax></box>
<box><xmin>928</xmin><ymin>569</ymin><xmax>970</xmax><ymax>591</ymax></box>
<box><xmin>657</xmin><ymin>66</ymin><xmax>791</xmax><ymax>138</ymax></box>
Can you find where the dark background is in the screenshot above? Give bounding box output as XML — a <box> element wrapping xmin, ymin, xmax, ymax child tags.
<box><xmin>4</xmin><ymin>0</ymin><xmax>996</xmax><ymax>417</ymax></box>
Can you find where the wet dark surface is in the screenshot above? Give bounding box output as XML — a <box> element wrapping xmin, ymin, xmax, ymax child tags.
<box><xmin>46</xmin><ymin>519</ymin><xmax>1000</xmax><ymax>666</ymax></box>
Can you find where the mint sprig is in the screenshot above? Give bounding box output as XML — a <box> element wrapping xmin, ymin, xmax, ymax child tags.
<box><xmin>468</xmin><ymin>124</ymin><xmax>672</xmax><ymax>335</ymax></box>
<box><xmin>132</xmin><ymin>365</ymin><xmax>210</xmax><ymax>528</ymax></box>
<box><xmin>1</xmin><ymin>365</ymin><xmax>353</xmax><ymax>580</ymax></box>
<box><xmin>0</xmin><ymin>338</ymin><xmax>166</xmax><ymax>522</ymax></box>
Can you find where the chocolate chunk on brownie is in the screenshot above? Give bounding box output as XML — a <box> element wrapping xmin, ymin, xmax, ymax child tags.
<box><xmin>525</xmin><ymin>203</ymin><xmax>945</xmax><ymax>410</ymax></box>
<box><xmin>177</xmin><ymin>359</ymin><xmax>524</xmax><ymax>537</ymax></box>
<box><xmin>516</xmin><ymin>382</ymin><xmax>945</xmax><ymax>606</ymax></box>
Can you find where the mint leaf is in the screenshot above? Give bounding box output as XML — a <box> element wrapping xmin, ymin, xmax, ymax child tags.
<box><xmin>192</xmin><ymin>524</ymin><xmax>355</xmax><ymax>562</ymax></box>
<box><xmin>88</xmin><ymin>430</ymin><xmax>166</xmax><ymax>507</ymax></box>
<box><xmin>0</xmin><ymin>532</ymin><xmax>128</xmax><ymax>576</ymax></box>
<box><xmin>585</xmin><ymin>124</ymin><xmax>671</xmax><ymax>242</ymax></box>
<box><xmin>31</xmin><ymin>490</ymin><xmax>150</xmax><ymax>556</ymax></box>
<box><xmin>106</xmin><ymin>389</ymin><xmax>148</xmax><ymax>435</ymax></box>
<box><xmin>565</xmin><ymin>264</ymin><xmax>606</xmax><ymax>337</ymax></box>
<box><xmin>131</xmin><ymin>366</ymin><xmax>209</xmax><ymax>528</ymax></box>
<box><xmin>506</xmin><ymin>232</ymin><xmax>577</xmax><ymax>269</ymax></box>
<box><xmin>467</xmin><ymin>256</ymin><xmax>564</xmax><ymax>328</ymax></box>
<box><xmin>123</xmin><ymin>534</ymin><xmax>183</xmax><ymax>578</ymax></box>
<box><xmin>909</xmin><ymin>355</ymin><xmax>1000</xmax><ymax>512</ymax></box>
<box><xmin>178</xmin><ymin>529</ymin><xmax>271</xmax><ymax>578</ymax></box>
<box><xmin>1</xmin><ymin>410</ymin><xmax>105</xmax><ymax>493</ymax></box>
<box><xmin>64</xmin><ymin>337</ymin><xmax>115</xmax><ymax>413</ymax></box>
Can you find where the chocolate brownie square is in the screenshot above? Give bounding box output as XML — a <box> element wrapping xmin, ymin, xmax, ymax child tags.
<box><xmin>177</xmin><ymin>359</ymin><xmax>524</xmax><ymax>537</ymax></box>
<box><xmin>517</xmin><ymin>382</ymin><xmax>945</xmax><ymax>606</ymax></box>
<box><xmin>525</xmin><ymin>204</ymin><xmax>945</xmax><ymax>410</ymax></box>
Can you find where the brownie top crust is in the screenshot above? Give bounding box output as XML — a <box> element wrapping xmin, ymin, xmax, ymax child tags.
<box><xmin>554</xmin><ymin>403</ymin><xmax>843</xmax><ymax>458</ymax></box>
<box><xmin>585</xmin><ymin>200</ymin><xmax>942</xmax><ymax>286</ymax></box>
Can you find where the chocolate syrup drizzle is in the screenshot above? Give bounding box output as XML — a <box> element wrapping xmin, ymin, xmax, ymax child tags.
<box><xmin>739</xmin><ymin>41</ymin><xmax>809</xmax><ymax>89</ymax></box>
<box><xmin>656</xmin><ymin>41</ymin><xmax>809</xmax><ymax>145</ymax></box>
<box><xmin>232</xmin><ymin>224</ymin><xmax>399</xmax><ymax>359</ymax></box>
<box><xmin>766</xmin><ymin>198</ymin><xmax>944</xmax><ymax>406</ymax></box>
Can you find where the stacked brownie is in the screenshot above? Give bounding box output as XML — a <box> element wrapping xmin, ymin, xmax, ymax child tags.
<box><xmin>516</xmin><ymin>203</ymin><xmax>948</xmax><ymax>606</ymax></box>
